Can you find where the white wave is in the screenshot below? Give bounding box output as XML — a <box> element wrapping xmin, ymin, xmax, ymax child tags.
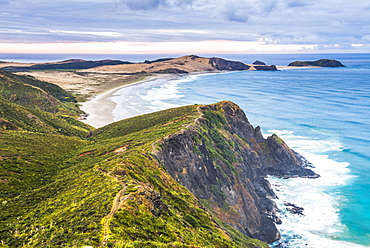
<box><xmin>266</xmin><ymin>130</ymin><xmax>364</xmax><ymax>248</ymax></box>
<box><xmin>141</xmin><ymin>81</ymin><xmax>184</xmax><ymax>101</ymax></box>
<box><xmin>108</xmin><ymin>74</ymin><xmax>196</xmax><ymax>121</ymax></box>
<box><xmin>266</xmin><ymin>129</ymin><xmax>344</xmax><ymax>153</ymax></box>
<box><xmin>108</xmin><ymin>72</ymin><xmax>225</xmax><ymax>122</ymax></box>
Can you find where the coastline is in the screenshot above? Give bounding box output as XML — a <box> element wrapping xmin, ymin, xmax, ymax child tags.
<box><xmin>79</xmin><ymin>71</ymin><xmax>230</xmax><ymax>128</ymax></box>
<box><xmin>78</xmin><ymin>68</ymin><xmax>308</xmax><ymax>129</ymax></box>
<box><xmin>79</xmin><ymin>74</ymin><xmax>171</xmax><ymax>128</ymax></box>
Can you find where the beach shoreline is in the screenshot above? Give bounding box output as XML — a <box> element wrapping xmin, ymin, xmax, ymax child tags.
<box><xmin>79</xmin><ymin>73</ymin><xmax>196</xmax><ymax>128</ymax></box>
<box><xmin>78</xmin><ymin>67</ymin><xmax>314</xmax><ymax>128</ymax></box>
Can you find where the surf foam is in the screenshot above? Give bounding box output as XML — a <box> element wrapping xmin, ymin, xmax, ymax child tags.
<box><xmin>266</xmin><ymin>130</ymin><xmax>364</xmax><ymax>248</ymax></box>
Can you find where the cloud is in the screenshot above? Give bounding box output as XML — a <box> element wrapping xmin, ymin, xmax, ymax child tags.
<box><xmin>125</xmin><ymin>0</ymin><xmax>162</xmax><ymax>10</ymax></box>
<box><xmin>285</xmin><ymin>0</ymin><xmax>311</xmax><ymax>8</ymax></box>
<box><xmin>121</xmin><ymin>0</ymin><xmax>193</xmax><ymax>10</ymax></box>
<box><xmin>0</xmin><ymin>0</ymin><xmax>370</xmax><ymax>53</ymax></box>
<box><xmin>220</xmin><ymin>0</ymin><xmax>277</xmax><ymax>23</ymax></box>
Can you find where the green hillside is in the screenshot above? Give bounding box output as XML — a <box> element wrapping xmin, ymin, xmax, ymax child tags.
<box><xmin>0</xmin><ymin>69</ymin><xmax>81</xmax><ymax>115</ymax></box>
<box><xmin>0</xmin><ymin>71</ymin><xmax>268</xmax><ymax>247</ymax></box>
<box><xmin>3</xmin><ymin>59</ymin><xmax>132</xmax><ymax>72</ymax></box>
<box><xmin>0</xmin><ymin>98</ymin><xmax>92</xmax><ymax>136</ymax></box>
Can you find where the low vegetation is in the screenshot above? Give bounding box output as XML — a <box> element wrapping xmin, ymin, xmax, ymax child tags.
<box><xmin>2</xmin><ymin>59</ymin><xmax>132</xmax><ymax>72</ymax></box>
<box><xmin>0</xmin><ymin>71</ymin><xmax>268</xmax><ymax>247</ymax></box>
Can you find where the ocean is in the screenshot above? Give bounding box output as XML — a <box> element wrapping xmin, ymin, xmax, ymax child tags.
<box><xmin>3</xmin><ymin>53</ymin><xmax>370</xmax><ymax>247</ymax></box>
<box><xmin>107</xmin><ymin>53</ymin><xmax>370</xmax><ymax>247</ymax></box>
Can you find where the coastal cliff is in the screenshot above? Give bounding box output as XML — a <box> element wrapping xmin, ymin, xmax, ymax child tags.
<box><xmin>156</xmin><ymin>101</ymin><xmax>318</xmax><ymax>243</ymax></box>
<box><xmin>0</xmin><ymin>69</ymin><xmax>318</xmax><ymax>247</ymax></box>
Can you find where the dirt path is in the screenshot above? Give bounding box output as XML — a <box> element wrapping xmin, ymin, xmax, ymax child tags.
<box><xmin>98</xmin><ymin>168</ymin><xmax>127</xmax><ymax>245</ymax></box>
<box><xmin>102</xmin><ymin>186</ymin><xmax>128</xmax><ymax>244</ymax></box>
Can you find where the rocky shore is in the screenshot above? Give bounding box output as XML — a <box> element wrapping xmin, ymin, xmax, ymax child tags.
<box><xmin>156</xmin><ymin>101</ymin><xmax>319</xmax><ymax>243</ymax></box>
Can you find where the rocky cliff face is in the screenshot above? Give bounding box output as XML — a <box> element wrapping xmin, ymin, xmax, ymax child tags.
<box><xmin>156</xmin><ymin>101</ymin><xmax>318</xmax><ymax>243</ymax></box>
<box><xmin>209</xmin><ymin>57</ymin><xmax>251</xmax><ymax>70</ymax></box>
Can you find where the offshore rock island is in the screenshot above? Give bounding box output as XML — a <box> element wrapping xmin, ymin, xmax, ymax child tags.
<box><xmin>288</xmin><ymin>59</ymin><xmax>345</xmax><ymax>67</ymax></box>
<box><xmin>0</xmin><ymin>57</ymin><xmax>321</xmax><ymax>247</ymax></box>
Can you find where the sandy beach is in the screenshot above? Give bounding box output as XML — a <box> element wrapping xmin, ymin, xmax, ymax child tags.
<box><xmin>79</xmin><ymin>73</ymin><xmax>182</xmax><ymax>128</ymax></box>
<box><xmin>78</xmin><ymin>67</ymin><xmax>311</xmax><ymax>128</ymax></box>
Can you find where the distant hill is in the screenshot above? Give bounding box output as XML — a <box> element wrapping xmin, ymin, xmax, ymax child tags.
<box><xmin>0</xmin><ymin>55</ymin><xmax>278</xmax><ymax>73</ymax></box>
<box><xmin>288</xmin><ymin>59</ymin><xmax>345</xmax><ymax>67</ymax></box>
<box><xmin>144</xmin><ymin>58</ymin><xmax>174</xmax><ymax>63</ymax></box>
<box><xmin>84</xmin><ymin>55</ymin><xmax>277</xmax><ymax>73</ymax></box>
<box><xmin>0</xmin><ymin>70</ymin><xmax>92</xmax><ymax>135</ymax></box>
<box><xmin>2</xmin><ymin>59</ymin><xmax>132</xmax><ymax>72</ymax></box>
<box><xmin>0</xmin><ymin>69</ymin><xmax>80</xmax><ymax>115</ymax></box>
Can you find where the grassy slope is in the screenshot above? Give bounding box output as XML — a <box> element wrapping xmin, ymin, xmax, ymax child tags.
<box><xmin>0</xmin><ymin>104</ymin><xmax>268</xmax><ymax>248</ymax></box>
<box><xmin>0</xmin><ymin>98</ymin><xmax>92</xmax><ymax>136</ymax></box>
<box><xmin>0</xmin><ymin>69</ymin><xmax>81</xmax><ymax>116</ymax></box>
<box><xmin>0</xmin><ymin>71</ymin><xmax>267</xmax><ymax>247</ymax></box>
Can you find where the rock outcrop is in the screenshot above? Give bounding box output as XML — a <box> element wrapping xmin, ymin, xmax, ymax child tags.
<box><xmin>156</xmin><ymin>101</ymin><xmax>318</xmax><ymax>243</ymax></box>
<box><xmin>209</xmin><ymin>57</ymin><xmax>251</xmax><ymax>71</ymax></box>
<box><xmin>253</xmin><ymin>60</ymin><xmax>267</xmax><ymax>65</ymax></box>
<box><xmin>288</xmin><ymin>59</ymin><xmax>345</xmax><ymax>67</ymax></box>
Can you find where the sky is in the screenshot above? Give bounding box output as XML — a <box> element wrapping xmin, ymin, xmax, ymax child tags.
<box><xmin>0</xmin><ymin>0</ymin><xmax>369</xmax><ymax>54</ymax></box>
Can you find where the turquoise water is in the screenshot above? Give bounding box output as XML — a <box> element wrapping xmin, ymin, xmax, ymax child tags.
<box><xmin>109</xmin><ymin>54</ymin><xmax>370</xmax><ymax>247</ymax></box>
<box><xmin>3</xmin><ymin>53</ymin><xmax>370</xmax><ymax>247</ymax></box>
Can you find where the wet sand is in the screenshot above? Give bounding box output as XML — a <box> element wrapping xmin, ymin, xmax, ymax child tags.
<box><xmin>79</xmin><ymin>74</ymin><xmax>179</xmax><ymax>128</ymax></box>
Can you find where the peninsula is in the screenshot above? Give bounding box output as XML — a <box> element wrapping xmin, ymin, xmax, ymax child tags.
<box><xmin>0</xmin><ymin>68</ymin><xmax>318</xmax><ymax>247</ymax></box>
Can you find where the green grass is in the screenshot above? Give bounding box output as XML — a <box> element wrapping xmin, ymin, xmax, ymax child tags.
<box><xmin>92</xmin><ymin>105</ymin><xmax>199</xmax><ymax>141</ymax></box>
<box><xmin>0</xmin><ymin>132</ymin><xmax>87</xmax><ymax>199</ymax></box>
<box><xmin>0</xmin><ymin>98</ymin><xmax>92</xmax><ymax>136</ymax></box>
<box><xmin>0</xmin><ymin>103</ymin><xmax>268</xmax><ymax>247</ymax></box>
<box><xmin>271</xmin><ymin>134</ymin><xmax>285</xmax><ymax>145</ymax></box>
<box><xmin>0</xmin><ymin>72</ymin><xmax>268</xmax><ymax>247</ymax></box>
<box><xmin>0</xmin><ymin>69</ymin><xmax>82</xmax><ymax>116</ymax></box>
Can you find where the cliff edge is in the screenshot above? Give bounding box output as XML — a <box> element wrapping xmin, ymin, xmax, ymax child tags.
<box><xmin>156</xmin><ymin>101</ymin><xmax>318</xmax><ymax>243</ymax></box>
<box><xmin>0</xmin><ymin>72</ymin><xmax>317</xmax><ymax>247</ymax></box>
